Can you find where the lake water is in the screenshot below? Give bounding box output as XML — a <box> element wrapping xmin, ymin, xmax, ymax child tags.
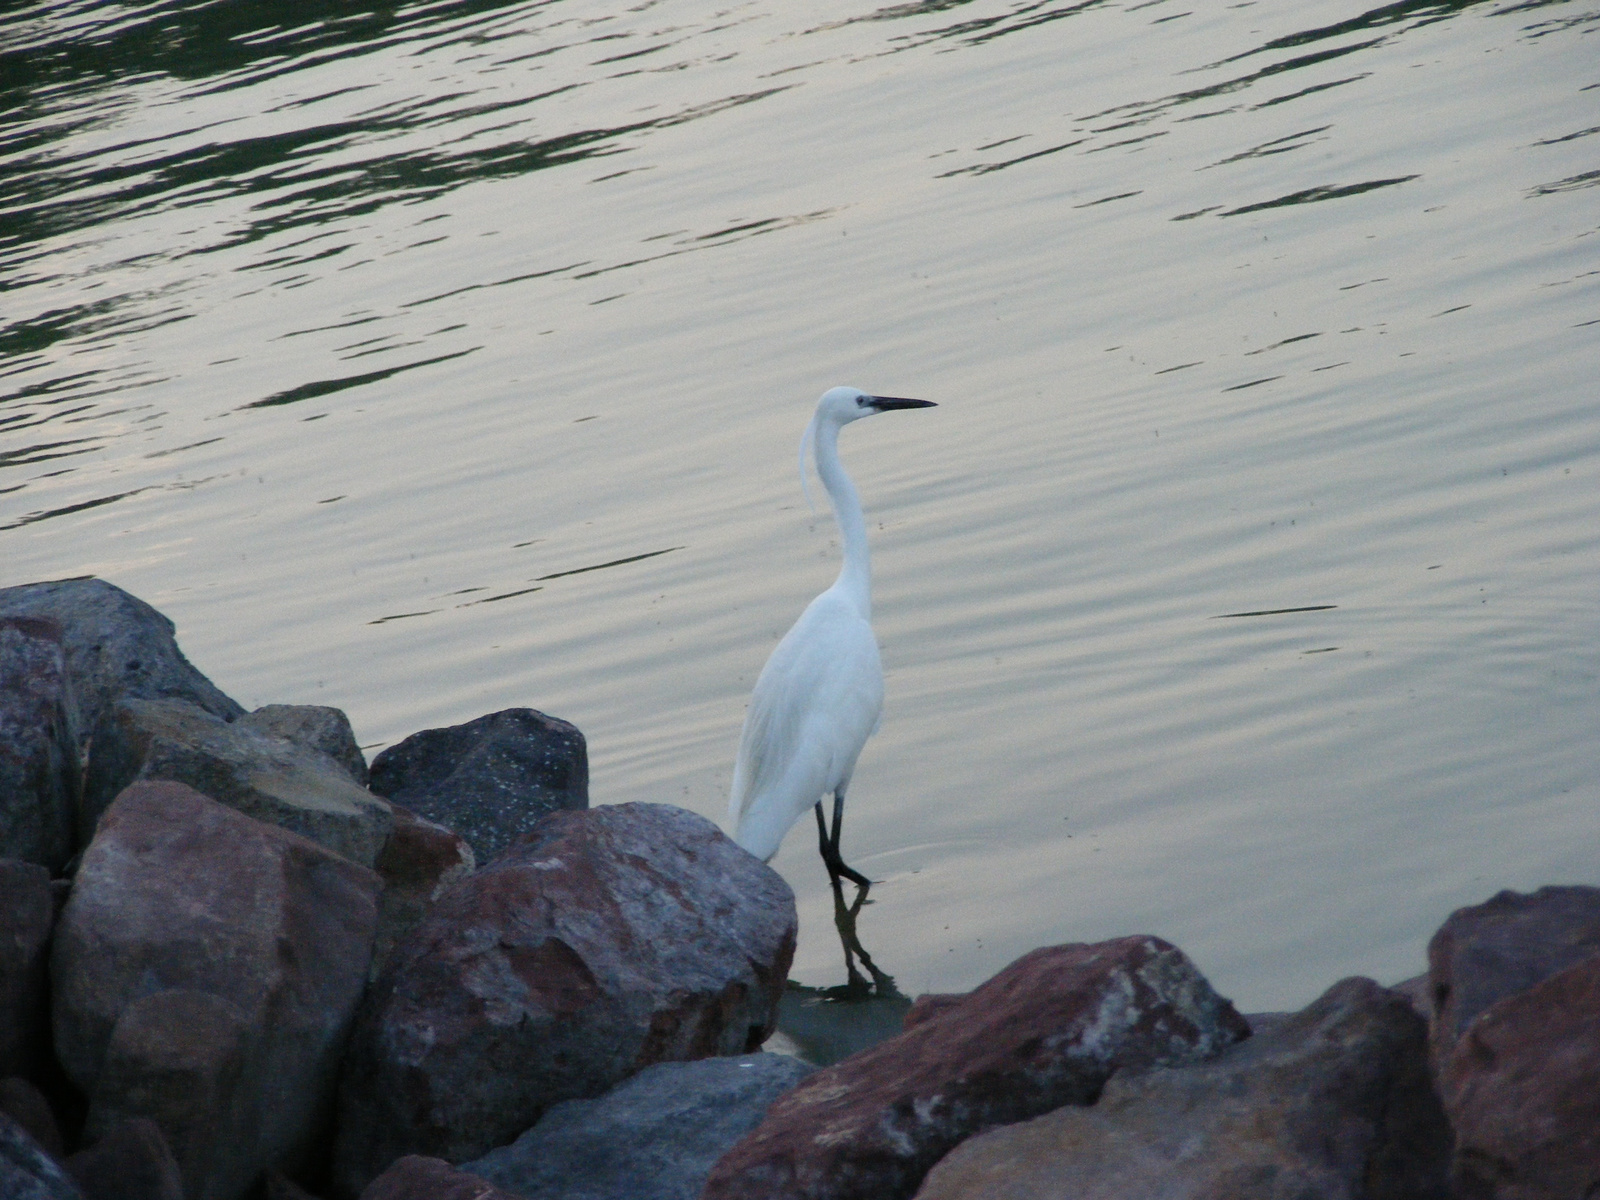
<box><xmin>4</xmin><ymin>0</ymin><xmax>1597</xmax><ymax>1010</ymax></box>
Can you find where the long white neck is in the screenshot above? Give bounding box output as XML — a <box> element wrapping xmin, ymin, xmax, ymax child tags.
<box><xmin>811</xmin><ymin>418</ymin><xmax>871</xmax><ymax>619</ymax></box>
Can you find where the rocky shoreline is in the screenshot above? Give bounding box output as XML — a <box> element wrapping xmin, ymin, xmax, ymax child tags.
<box><xmin>1</xmin><ymin>576</ymin><xmax>1594</xmax><ymax>1200</ymax></box>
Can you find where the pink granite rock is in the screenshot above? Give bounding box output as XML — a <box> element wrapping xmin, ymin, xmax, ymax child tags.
<box><xmin>1428</xmin><ymin>886</ymin><xmax>1600</xmax><ymax>1200</ymax></box>
<box><xmin>911</xmin><ymin>975</ymin><xmax>1449</xmax><ymax>1200</ymax></box>
<box><xmin>52</xmin><ymin>781</ymin><xmax>380</xmax><ymax>1200</ymax></box>
<box><xmin>331</xmin><ymin>802</ymin><xmax>796</xmax><ymax>1194</ymax></box>
<box><xmin>368</xmin><ymin>804</ymin><xmax>475</xmax><ymax>981</ymax></box>
<box><xmin>703</xmin><ymin>936</ymin><xmax>1250</xmax><ymax>1200</ymax></box>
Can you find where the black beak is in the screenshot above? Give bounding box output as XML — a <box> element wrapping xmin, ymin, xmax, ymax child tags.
<box><xmin>870</xmin><ymin>396</ymin><xmax>936</xmax><ymax>411</ymax></box>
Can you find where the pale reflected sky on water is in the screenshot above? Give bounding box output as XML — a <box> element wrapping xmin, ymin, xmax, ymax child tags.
<box><xmin>3</xmin><ymin>0</ymin><xmax>1598</xmax><ymax>1006</ymax></box>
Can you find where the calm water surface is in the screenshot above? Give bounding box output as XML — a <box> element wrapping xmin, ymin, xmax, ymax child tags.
<box><xmin>4</xmin><ymin>0</ymin><xmax>1597</xmax><ymax>1008</ymax></box>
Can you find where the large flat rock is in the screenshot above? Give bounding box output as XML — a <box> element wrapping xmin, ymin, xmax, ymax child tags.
<box><xmin>82</xmin><ymin>697</ymin><xmax>392</xmax><ymax>867</ymax></box>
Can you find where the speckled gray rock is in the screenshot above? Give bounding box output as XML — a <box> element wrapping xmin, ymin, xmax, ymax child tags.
<box><xmin>0</xmin><ymin>618</ymin><xmax>81</xmax><ymax>871</ymax></box>
<box><xmin>0</xmin><ymin>578</ymin><xmax>241</xmax><ymax>752</ymax></box>
<box><xmin>465</xmin><ymin>1053</ymin><xmax>815</xmax><ymax>1200</ymax></box>
<box><xmin>82</xmin><ymin>697</ymin><xmax>392</xmax><ymax>867</ymax></box>
<box><xmin>0</xmin><ymin>1109</ymin><xmax>84</xmax><ymax>1200</ymax></box>
<box><xmin>367</xmin><ymin>708</ymin><xmax>586</xmax><ymax>864</ymax></box>
<box><xmin>236</xmin><ymin>704</ymin><xmax>368</xmax><ymax>786</ymax></box>
<box><xmin>331</xmin><ymin>802</ymin><xmax>796</xmax><ymax>1195</ymax></box>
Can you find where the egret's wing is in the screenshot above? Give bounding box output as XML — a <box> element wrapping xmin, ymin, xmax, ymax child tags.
<box><xmin>730</xmin><ymin>592</ymin><xmax>884</xmax><ymax>849</ymax></box>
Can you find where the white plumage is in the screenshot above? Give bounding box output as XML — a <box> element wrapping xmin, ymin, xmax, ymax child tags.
<box><xmin>730</xmin><ymin>386</ymin><xmax>934</xmax><ymax>887</ymax></box>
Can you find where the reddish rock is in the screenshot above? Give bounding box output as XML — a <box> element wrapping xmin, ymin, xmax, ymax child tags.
<box><xmin>65</xmin><ymin>1117</ymin><xmax>183</xmax><ymax>1200</ymax></box>
<box><xmin>0</xmin><ymin>619</ymin><xmax>80</xmax><ymax>871</ymax></box>
<box><xmin>912</xmin><ymin>975</ymin><xmax>1450</xmax><ymax>1200</ymax></box>
<box><xmin>369</xmin><ymin>804</ymin><xmax>475</xmax><ymax>981</ymax></box>
<box><xmin>358</xmin><ymin>1156</ymin><xmax>520</xmax><ymax>1200</ymax></box>
<box><xmin>81</xmin><ymin>697</ymin><xmax>393</xmax><ymax>867</ymax></box>
<box><xmin>52</xmin><ymin>781</ymin><xmax>380</xmax><ymax>1200</ymax></box>
<box><xmin>0</xmin><ymin>1077</ymin><xmax>63</xmax><ymax>1160</ymax></box>
<box><xmin>237</xmin><ymin>705</ymin><xmax>369</xmax><ymax>786</ymax></box>
<box><xmin>332</xmin><ymin>802</ymin><xmax>796</xmax><ymax>1194</ymax></box>
<box><xmin>1428</xmin><ymin>886</ymin><xmax>1600</xmax><ymax>1200</ymax></box>
<box><xmin>0</xmin><ymin>859</ymin><xmax>54</xmax><ymax>1079</ymax></box>
<box><xmin>703</xmin><ymin>937</ymin><xmax>1251</xmax><ymax>1200</ymax></box>
<box><xmin>1428</xmin><ymin>885</ymin><xmax>1600</xmax><ymax>1057</ymax></box>
<box><xmin>0</xmin><ymin>577</ymin><xmax>242</xmax><ymax>750</ymax></box>
<box><xmin>367</xmin><ymin>708</ymin><xmax>587</xmax><ymax>865</ymax></box>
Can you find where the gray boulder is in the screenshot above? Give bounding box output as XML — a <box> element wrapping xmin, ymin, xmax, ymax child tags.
<box><xmin>465</xmin><ymin>1053</ymin><xmax>815</xmax><ymax>1200</ymax></box>
<box><xmin>0</xmin><ymin>618</ymin><xmax>80</xmax><ymax>870</ymax></box>
<box><xmin>332</xmin><ymin>802</ymin><xmax>796</xmax><ymax>1194</ymax></box>
<box><xmin>52</xmin><ymin>781</ymin><xmax>380</xmax><ymax>1200</ymax></box>
<box><xmin>237</xmin><ymin>704</ymin><xmax>368</xmax><ymax>786</ymax></box>
<box><xmin>912</xmin><ymin>975</ymin><xmax>1450</xmax><ymax>1200</ymax></box>
<box><xmin>368</xmin><ymin>708</ymin><xmax>586</xmax><ymax>864</ymax></box>
<box><xmin>0</xmin><ymin>578</ymin><xmax>241</xmax><ymax>750</ymax></box>
<box><xmin>82</xmin><ymin>697</ymin><xmax>392</xmax><ymax>867</ymax></box>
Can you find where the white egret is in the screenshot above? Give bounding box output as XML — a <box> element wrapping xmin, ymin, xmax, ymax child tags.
<box><xmin>730</xmin><ymin>386</ymin><xmax>935</xmax><ymax>904</ymax></box>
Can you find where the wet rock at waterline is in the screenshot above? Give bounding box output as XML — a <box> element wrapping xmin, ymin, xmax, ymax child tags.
<box><xmin>367</xmin><ymin>707</ymin><xmax>587</xmax><ymax>865</ymax></box>
<box><xmin>912</xmin><ymin>975</ymin><xmax>1451</xmax><ymax>1200</ymax></box>
<box><xmin>463</xmin><ymin>1052</ymin><xmax>816</xmax><ymax>1200</ymax></box>
<box><xmin>82</xmin><ymin>697</ymin><xmax>393</xmax><ymax>868</ymax></box>
<box><xmin>0</xmin><ymin>860</ymin><xmax>55</xmax><ymax>1080</ymax></box>
<box><xmin>237</xmin><ymin>704</ymin><xmax>369</xmax><ymax>786</ymax></box>
<box><xmin>703</xmin><ymin>936</ymin><xmax>1251</xmax><ymax>1200</ymax></box>
<box><xmin>0</xmin><ymin>578</ymin><xmax>243</xmax><ymax>750</ymax></box>
<box><xmin>1428</xmin><ymin>886</ymin><xmax>1600</xmax><ymax>1200</ymax></box>
<box><xmin>52</xmin><ymin>781</ymin><xmax>380</xmax><ymax>1200</ymax></box>
<box><xmin>0</xmin><ymin>620</ymin><xmax>81</xmax><ymax>872</ymax></box>
<box><xmin>332</xmin><ymin>802</ymin><xmax>796</xmax><ymax>1194</ymax></box>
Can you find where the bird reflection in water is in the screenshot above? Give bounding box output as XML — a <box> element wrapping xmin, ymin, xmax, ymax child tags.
<box><xmin>731</xmin><ymin>387</ymin><xmax>934</xmax><ymax>999</ymax></box>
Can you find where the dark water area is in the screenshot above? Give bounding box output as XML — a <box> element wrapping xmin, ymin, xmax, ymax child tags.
<box><xmin>4</xmin><ymin>0</ymin><xmax>1597</xmax><ymax>1006</ymax></box>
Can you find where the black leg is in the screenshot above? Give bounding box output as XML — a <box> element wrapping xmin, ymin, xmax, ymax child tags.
<box><xmin>819</xmin><ymin>787</ymin><xmax>872</xmax><ymax>891</ymax></box>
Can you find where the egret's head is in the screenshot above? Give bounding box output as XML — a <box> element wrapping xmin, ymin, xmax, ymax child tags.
<box><xmin>816</xmin><ymin>386</ymin><xmax>937</xmax><ymax>426</ymax></box>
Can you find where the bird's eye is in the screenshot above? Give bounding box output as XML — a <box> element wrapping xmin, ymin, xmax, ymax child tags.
<box><xmin>857</xmin><ymin>395</ymin><xmax>871</xmax><ymax>407</ymax></box>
